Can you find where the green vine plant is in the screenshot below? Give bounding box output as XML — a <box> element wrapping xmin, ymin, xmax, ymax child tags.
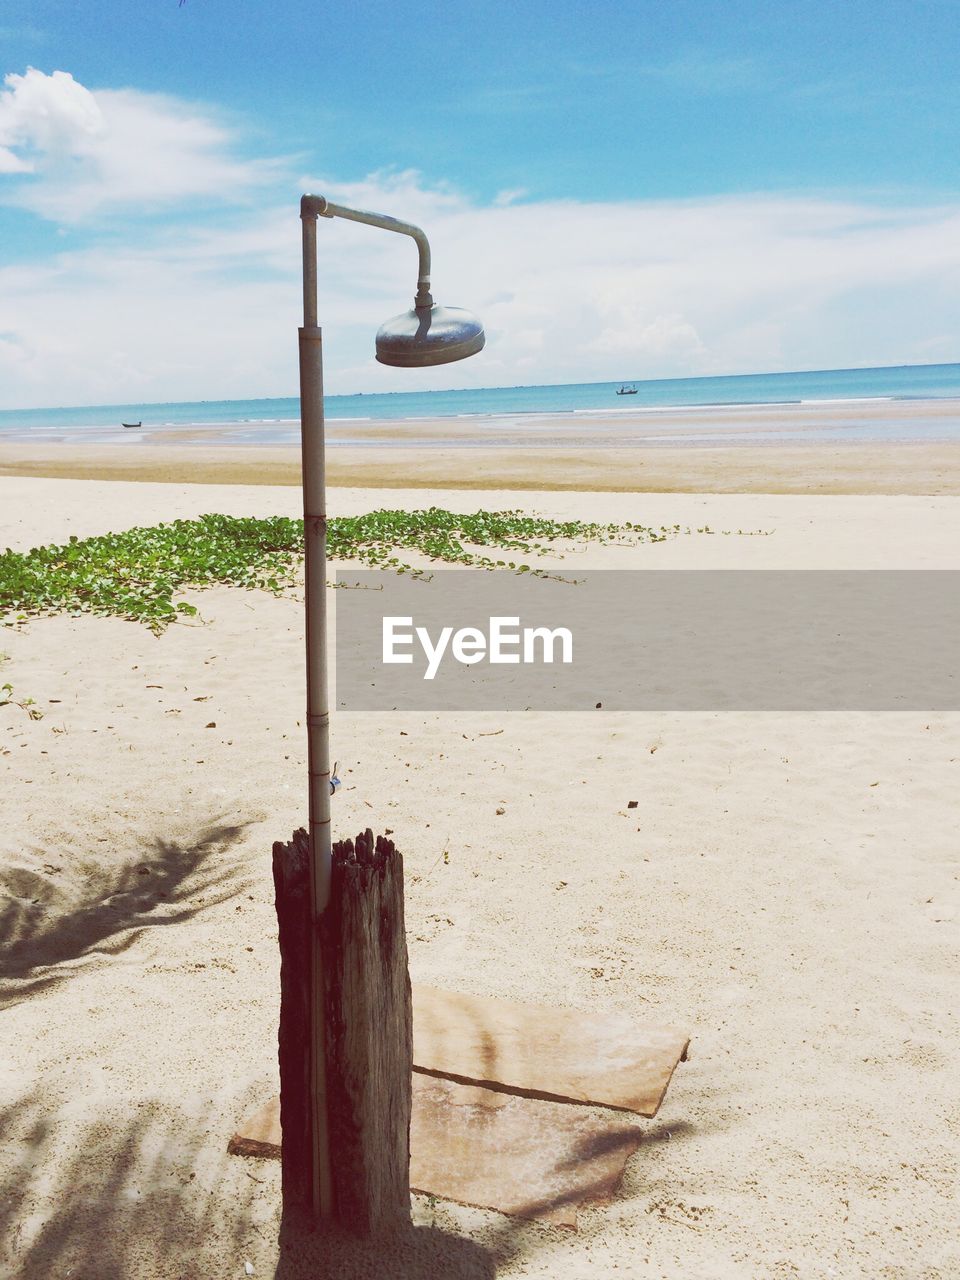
<box><xmin>1</xmin><ymin>680</ymin><xmax>43</xmax><ymax>720</ymax></box>
<box><xmin>0</xmin><ymin>508</ymin><xmax>692</xmax><ymax>635</ymax></box>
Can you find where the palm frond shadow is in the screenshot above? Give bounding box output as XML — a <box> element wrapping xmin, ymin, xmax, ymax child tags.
<box><xmin>0</xmin><ymin>1091</ymin><xmax>260</xmax><ymax>1280</ymax></box>
<box><xmin>0</xmin><ymin>822</ymin><xmax>251</xmax><ymax>1008</ymax></box>
<box><xmin>476</xmin><ymin>1117</ymin><xmax>701</xmax><ymax>1269</ymax></box>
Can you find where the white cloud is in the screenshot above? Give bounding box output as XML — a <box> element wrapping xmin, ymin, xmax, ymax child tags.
<box><xmin>493</xmin><ymin>187</ymin><xmax>529</xmax><ymax>207</ymax></box>
<box><xmin>0</xmin><ymin>148</ymin><xmax>30</xmax><ymax>174</ymax></box>
<box><xmin>2</xmin><ymin>158</ymin><xmax>960</xmax><ymax>407</ymax></box>
<box><xmin>589</xmin><ymin>310</ymin><xmax>706</xmax><ymax>363</ymax></box>
<box><xmin>0</xmin><ymin>67</ymin><xmax>282</xmax><ymax>220</ymax></box>
<box><xmin>0</xmin><ymin>68</ymin><xmax>102</xmax><ymax>173</ymax></box>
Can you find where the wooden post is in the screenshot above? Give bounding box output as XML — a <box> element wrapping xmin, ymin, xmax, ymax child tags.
<box><xmin>321</xmin><ymin>828</ymin><xmax>413</xmax><ymax>1232</ymax></box>
<box><xmin>273</xmin><ymin>827</ymin><xmax>413</xmax><ymax>1233</ymax></box>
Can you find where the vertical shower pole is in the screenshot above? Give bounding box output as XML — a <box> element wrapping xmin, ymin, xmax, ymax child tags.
<box><xmin>298</xmin><ymin>196</ymin><xmax>333</xmax><ymax>1219</ymax></box>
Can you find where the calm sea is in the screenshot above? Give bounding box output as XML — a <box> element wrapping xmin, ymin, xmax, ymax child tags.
<box><xmin>2</xmin><ymin>362</ymin><xmax>960</xmax><ymax>446</ymax></box>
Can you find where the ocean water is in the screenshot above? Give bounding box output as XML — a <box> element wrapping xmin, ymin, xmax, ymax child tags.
<box><xmin>2</xmin><ymin>361</ymin><xmax>960</xmax><ymax>446</ymax></box>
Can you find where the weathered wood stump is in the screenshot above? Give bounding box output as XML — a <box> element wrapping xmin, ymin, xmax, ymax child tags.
<box><xmin>272</xmin><ymin>827</ymin><xmax>412</xmax><ymax>1234</ymax></box>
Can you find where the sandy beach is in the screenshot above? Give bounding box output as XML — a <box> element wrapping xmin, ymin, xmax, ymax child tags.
<box><xmin>2</xmin><ymin>464</ymin><xmax>959</xmax><ymax>1278</ymax></box>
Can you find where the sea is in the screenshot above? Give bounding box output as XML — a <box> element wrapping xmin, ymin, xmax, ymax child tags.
<box><xmin>2</xmin><ymin>362</ymin><xmax>960</xmax><ymax>447</ymax></box>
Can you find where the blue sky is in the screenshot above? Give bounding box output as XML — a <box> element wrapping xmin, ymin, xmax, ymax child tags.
<box><xmin>1</xmin><ymin>1</ymin><xmax>959</xmax><ymax>407</ymax></box>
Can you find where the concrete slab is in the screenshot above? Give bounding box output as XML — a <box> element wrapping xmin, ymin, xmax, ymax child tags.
<box><xmin>412</xmin><ymin>985</ymin><xmax>688</xmax><ymax>1118</ymax></box>
<box><xmin>229</xmin><ymin>987</ymin><xmax>688</xmax><ymax>1224</ymax></box>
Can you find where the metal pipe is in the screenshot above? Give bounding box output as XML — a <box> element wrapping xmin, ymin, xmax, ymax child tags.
<box><xmin>302</xmin><ymin>203</ymin><xmax>318</xmax><ymax>328</ymax></box>
<box><xmin>298</xmin><ymin>199</ymin><xmax>333</xmax><ymax>1219</ymax></box>
<box><xmin>302</xmin><ymin>193</ymin><xmax>434</xmax><ymax>307</ymax></box>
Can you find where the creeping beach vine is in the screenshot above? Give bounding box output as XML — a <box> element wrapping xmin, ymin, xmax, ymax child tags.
<box><xmin>0</xmin><ymin>509</ymin><xmax>683</xmax><ymax>633</ymax></box>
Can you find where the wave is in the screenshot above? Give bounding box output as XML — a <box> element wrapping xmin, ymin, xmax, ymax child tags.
<box><xmin>573</xmin><ymin>400</ymin><xmax>800</xmax><ymax>414</ymax></box>
<box><xmin>799</xmin><ymin>397</ymin><xmax>894</xmax><ymax>405</ymax></box>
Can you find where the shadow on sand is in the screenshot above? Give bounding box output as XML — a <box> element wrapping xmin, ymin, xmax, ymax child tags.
<box><xmin>268</xmin><ymin>1116</ymin><xmax>702</xmax><ymax>1278</ymax></box>
<box><xmin>0</xmin><ymin>1090</ymin><xmax>699</xmax><ymax>1279</ymax></box>
<box><xmin>0</xmin><ymin>814</ymin><xmax>705</xmax><ymax>1277</ymax></box>
<box><xmin>0</xmin><ymin>1090</ymin><xmax>261</xmax><ymax>1279</ymax></box>
<box><xmin>0</xmin><ymin>1088</ymin><xmax>495</xmax><ymax>1280</ymax></box>
<box><xmin>0</xmin><ymin>821</ymin><xmax>251</xmax><ymax>1008</ymax></box>
<box><xmin>274</xmin><ymin>1210</ymin><xmax>494</xmax><ymax>1280</ymax></box>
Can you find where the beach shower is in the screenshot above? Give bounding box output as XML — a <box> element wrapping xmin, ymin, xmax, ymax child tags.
<box><xmin>295</xmin><ymin>192</ymin><xmax>484</xmax><ymax>1218</ymax></box>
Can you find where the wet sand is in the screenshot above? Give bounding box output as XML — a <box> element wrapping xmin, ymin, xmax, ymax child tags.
<box><xmin>1</xmin><ymin>439</ymin><xmax>959</xmax><ymax>493</ymax></box>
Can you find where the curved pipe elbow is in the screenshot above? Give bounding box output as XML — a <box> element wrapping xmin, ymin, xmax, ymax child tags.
<box><xmin>301</xmin><ymin>193</ymin><xmax>433</xmax><ymax>305</ymax></box>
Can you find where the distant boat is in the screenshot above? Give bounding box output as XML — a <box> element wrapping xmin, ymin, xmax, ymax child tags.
<box><xmin>616</xmin><ymin>384</ymin><xmax>638</xmax><ymax>396</ymax></box>
<box><xmin>122</xmin><ymin>421</ymin><xmax>142</xmax><ymax>428</ymax></box>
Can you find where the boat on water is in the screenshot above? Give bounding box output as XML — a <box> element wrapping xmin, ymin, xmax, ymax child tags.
<box><xmin>122</xmin><ymin>421</ymin><xmax>142</xmax><ymax>428</ymax></box>
<box><xmin>616</xmin><ymin>384</ymin><xmax>638</xmax><ymax>395</ymax></box>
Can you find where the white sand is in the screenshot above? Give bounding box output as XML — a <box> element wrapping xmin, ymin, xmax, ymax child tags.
<box><xmin>2</xmin><ymin>475</ymin><xmax>959</xmax><ymax>1279</ymax></box>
